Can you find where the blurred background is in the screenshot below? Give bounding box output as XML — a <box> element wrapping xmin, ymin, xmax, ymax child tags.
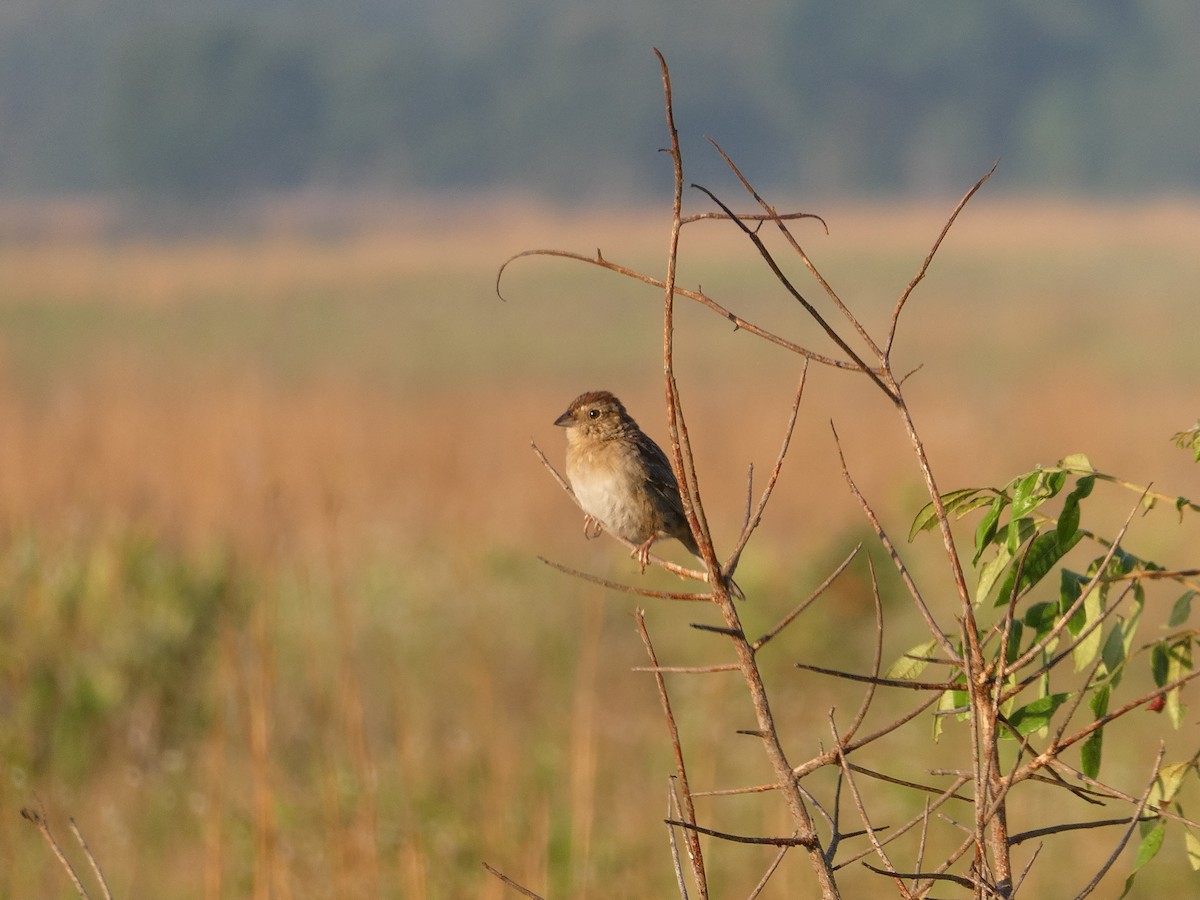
<box><xmin>3</xmin><ymin>0</ymin><xmax>1200</xmax><ymax>203</ymax></box>
<box><xmin>2</xmin><ymin>1</ymin><xmax>1199</xmax><ymax>898</ymax></box>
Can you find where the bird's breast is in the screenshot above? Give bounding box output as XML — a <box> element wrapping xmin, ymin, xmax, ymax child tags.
<box><xmin>566</xmin><ymin>443</ymin><xmax>654</xmax><ymax>543</ymax></box>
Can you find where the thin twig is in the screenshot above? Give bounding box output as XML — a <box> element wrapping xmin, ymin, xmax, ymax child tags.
<box><xmin>707</xmin><ymin>138</ymin><xmax>884</xmax><ymax>363</ymax></box>
<box><xmin>842</xmin><ymin>554</ymin><xmax>885</xmax><ymax>745</ymax></box>
<box><xmin>680</xmin><ymin>209</ymin><xmax>828</xmax><ymax>229</ymax></box>
<box><xmin>794</xmin><ymin>663</ymin><xmax>958</xmax><ymax>692</ymax></box>
<box><xmin>746</xmin><ymin>845</ymin><xmax>791</xmax><ymax>900</ymax></box>
<box><xmin>728</xmin><ymin>364</ymin><xmax>809</xmax><ymax>573</ymax></box>
<box><xmin>69</xmin><ymin>819</ymin><xmax>113</xmax><ymax>900</ymax></box>
<box><xmin>832</xmin><ymin>422</ymin><xmax>958</xmax><ymax>662</ymax></box>
<box><xmin>691</xmin><ymin>183</ymin><xmax>892</xmax><ymax>398</ymax></box>
<box><xmin>481</xmin><ymin>862</ymin><xmax>545</xmax><ymax>900</ymax></box>
<box><xmin>663</xmin><ymin>819</ymin><xmax>814</xmax><ymax>847</ymax></box>
<box><xmin>538</xmin><ymin>556</ymin><xmax>712</xmax><ymax>601</ymax></box>
<box><xmin>21</xmin><ymin>808</ymin><xmax>90</xmax><ymax>899</ymax></box>
<box><xmin>637</xmin><ymin>607</ymin><xmax>707</xmax><ymax>898</ymax></box>
<box><xmin>832</xmin><ymin>776</ymin><xmax>971</xmax><ymax>872</ymax></box>
<box><xmin>666</xmin><ymin>781</ymin><xmax>691</xmax><ymax>900</ymax></box>
<box><xmin>496</xmin><ymin>247</ymin><xmax>874</xmax><ymax>369</ymax></box>
<box><xmin>754</xmin><ymin>543</ymin><xmax>860</xmax><ymax>650</ymax></box>
<box><xmin>1071</xmin><ymin>743</ymin><xmax>1166</xmax><ymax>899</ymax></box>
<box><xmin>885</xmin><ymin>161</ymin><xmax>998</xmax><ymax>357</ymax></box>
<box><xmin>829</xmin><ymin>715</ymin><xmax>915</xmax><ymax>898</ymax></box>
<box><xmin>1009</xmin><ymin>815</ymin><xmax>1159</xmax><ymax>846</ymax></box>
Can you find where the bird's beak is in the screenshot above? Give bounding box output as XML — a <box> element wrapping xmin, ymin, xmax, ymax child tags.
<box><xmin>553</xmin><ymin>409</ymin><xmax>573</xmax><ymax>427</ymax></box>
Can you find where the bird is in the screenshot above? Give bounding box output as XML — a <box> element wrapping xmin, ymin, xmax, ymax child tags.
<box><xmin>554</xmin><ymin>390</ymin><xmax>743</xmax><ymax>599</ymax></box>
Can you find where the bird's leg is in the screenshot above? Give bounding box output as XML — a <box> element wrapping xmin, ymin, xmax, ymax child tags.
<box><xmin>632</xmin><ymin>535</ymin><xmax>657</xmax><ymax>573</ymax></box>
<box><xmin>583</xmin><ymin>515</ymin><xmax>604</xmax><ymax>539</ymax></box>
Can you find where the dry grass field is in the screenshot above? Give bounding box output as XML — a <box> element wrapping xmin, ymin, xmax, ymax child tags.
<box><xmin>1</xmin><ymin>194</ymin><xmax>1198</xmax><ymax>897</ymax></box>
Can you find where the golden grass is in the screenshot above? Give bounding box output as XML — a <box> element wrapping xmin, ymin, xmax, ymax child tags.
<box><xmin>2</xmin><ymin>196</ymin><xmax>1198</xmax><ymax>897</ymax></box>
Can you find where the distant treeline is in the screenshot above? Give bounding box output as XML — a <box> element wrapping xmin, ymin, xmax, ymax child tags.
<box><xmin>2</xmin><ymin>0</ymin><xmax>1199</xmax><ymax>200</ymax></box>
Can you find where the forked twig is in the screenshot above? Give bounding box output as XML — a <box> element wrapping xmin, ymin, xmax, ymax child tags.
<box><xmin>828</xmin><ymin>715</ymin><xmax>915</xmax><ymax>899</ymax></box>
<box><xmin>21</xmin><ymin>808</ymin><xmax>91</xmax><ymax>899</ymax></box>
<box><xmin>727</xmin><ymin>363</ymin><xmax>809</xmax><ymax>573</ymax></box>
<box><xmin>886</xmin><ymin>161</ymin><xmax>999</xmax><ymax>357</ymax></box>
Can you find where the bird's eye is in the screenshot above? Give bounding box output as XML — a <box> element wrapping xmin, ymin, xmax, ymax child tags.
<box><xmin>587</xmin><ymin>408</ymin><xmax>600</xmax><ymax>419</ymax></box>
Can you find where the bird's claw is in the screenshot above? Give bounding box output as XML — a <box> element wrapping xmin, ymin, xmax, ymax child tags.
<box><xmin>583</xmin><ymin>515</ymin><xmax>604</xmax><ymax>539</ymax></box>
<box><xmin>632</xmin><ymin>537</ymin><xmax>656</xmax><ymax>574</ymax></box>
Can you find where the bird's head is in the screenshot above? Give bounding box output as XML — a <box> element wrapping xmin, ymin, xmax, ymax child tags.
<box><xmin>554</xmin><ymin>390</ymin><xmax>634</xmax><ymax>442</ymax></box>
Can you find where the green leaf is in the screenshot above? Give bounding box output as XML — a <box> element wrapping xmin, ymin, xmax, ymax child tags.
<box><xmin>885</xmin><ymin>640</ymin><xmax>939</xmax><ymax>680</ymax></box>
<box><xmin>1152</xmin><ymin>642</ymin><xmax>1170</xmax><ymax>688</ymax></box>
<box><xmin>1023</xmin><ymin>601</ymin><xmax>1059</xmax><ymax>640</ymax></box>
<box><xmin>1003</xmin><ymin>619</ymin><xmax>1023</xmax><ymax>665</ymax></box>
<box><xmin>1059</xmin><ymin>453</ymin><xmax>1095</xmax><ymax>472</ymax></box>
<box><xmin>908</xmin><ymin>488</ymin><xmax>994</xmax><ymax>541</ymax></box>
<box><xmin>994</xmin><ymin>528</ymin><xmax>1084</xmax><ymax>608</ymax></box>
<box><xmin>1101</xmin><ymin>622</ymin><xmax>1126</xmax><ymax>678</ymax></box>
<box><xmin>934</xmin><ymin>688</ymin><xmax>968</xmax><ymax>742</ymax></box>
<box><xmin>1081</xmin><ymin>685</ymin><xmax>1109</xmax><ymax>778</ymax></box>
<box><xmin>1005</xmin><ymin>692</ymin><xmax>1069</xmax><ymax>737</ymax></box>
<box><xmin>976</xmin><ymin>542</ymin><xmax>1014</xmax><ymax>605</ymax></box>
<box><xmin>973</xmin><ymin>495</ymin><xmax>1005</xmax><ymax>563</ymax></box>
<box><xmin>1166</xmin><ymin>638</ymin><xmax>1193</xmax><ymax>729</ymax></box>
<box><xmin>1150</xmin><ymin>761</ymin><xmax>1190</xmax><ymax>808</ymax></box>
<box><xmin>1169</xmin><ymin>591</ymin><xmax>1196</xmax><ymax>628</ymax></box>
<box><xmin>1056</xmin><ymin>474</ymin><xmax>1094</xmax><ymax>543</ymax></box>
<box><xmin>1185</xmin><ymin>831</ymin><xmax>1200</xmax><ymax>871</ymax></box>
<box><xmin>1118</xmin><ymin>821</ymin><xmax>1165</xmax><ymax>899</ymax></box>
<box><xmin>1073</xmin><ymin>577</ymin><xmax>1106</xmax><ymax>671</ymax></box>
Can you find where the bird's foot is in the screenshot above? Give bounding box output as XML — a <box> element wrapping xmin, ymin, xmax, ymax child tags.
<box><xmin>583</xmin><ymin>515</ymin><xmax>604</xmax><ymax>539</ymax></box>
<box><xmin>632</xmin><ymin>537</ymin><xmax>656</xmax><ymax>573</ymax></box>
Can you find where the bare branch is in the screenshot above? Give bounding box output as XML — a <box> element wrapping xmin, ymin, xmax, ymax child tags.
<box><xmin>538</xmin><ymin>556</ymin><xmax>712</xmax><ymax>601</ymax></box>
<box><xmin>68</xmin><ymin>820</ymin><xmax>113</xmax><ymax>900</ymax></box>
<box><xmin>842</xmin><ymin>554</ymin><xmax>886</xmax><ymax>745</ymax></box>
<box><xmin>664</xmin><ymin>820</ymin><xmax>813</xmax><ymax>847</ymax></box>
<box><xmin>793</xmin><ymin>692</ymin><xmax>943</xmax><ymax>779</ymax></box>
<box><xmin>833</xmin><ymin>776</ymin><xmax>972</xmax><ymax>872</ymax></box>
<box><xmin>707</xmin><ymin>137</ymin><xmax>885</xmax><ymax>363</ymax></box>
<box><xmin>481</xmin><ymin>862</ymin><xmax>546</xmax><ymax>900</ymax></box>
<box><xmin>829</xmin><ymin>715</ymin><xmax>915</xmax><ymax>899</ymax></box>
<box><xmin>691</xmin><ymin>183</ymin><xmax>894</xmax><ymax>399</ymax></box>
<box><xmin>1071</xmin><ymin>744</ymin><xmax>1166</xmax><ymax>899</ymax></box>
<box><xmin>832</xmin><ymin>422</ymin><xmax>959</xmax><ymax>662</ymax></box>
<box><xmin>21</xmin><ymin>809</ymin><xmax>90</xmax><ymax>899</ymax></box>
<box><xmin>1009</xmin><ymin>815</ymin><xmax>1159</xmax><ymax>846</ymax></box>
<box><xmin>637</xmin><ymin>607</ymin><xmax>708</xmax><ymax>898</ymax></box>
<box><xmin>885</xmin><ymin>160</ymin><xmax>998</xmax><ymax>357</ymax></box>
<box><xmin>728</xmin><ymin>364</ymin><xmax>809</xmax><ymax>574</ymax></box>
<box><xmin>497</xmin><ymin>246</ymin><xmax>872</xmax><ymax>369</ymax></box>
<box><xmin>680</xmin><ymin>209</ymin><xmax>829</xmax><ymax>229</ymax></box>
<box><xmin>794</xmin><ymin>663</ymin><xmax>957</xmax><ymax>693</ymax></box>
<box><xmin>746</xmin><ymin>845</ymin><xmax>791</xmax><ymax>900</ymax></box>
<box><xmin>666</xmin><ymin>782</ymin><xmax>692</xmax><ymax>900</ymax></box>
<box><xmin>754</xmin><ymin>543</ymin><xmax>861</xmax><ymax>650</ymax></box>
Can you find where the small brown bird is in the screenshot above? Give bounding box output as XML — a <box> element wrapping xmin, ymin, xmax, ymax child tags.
<box><xmin>554</xmin><ymin>390</ymin><xmax>742</xmax><ymax>598</ymax></box>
